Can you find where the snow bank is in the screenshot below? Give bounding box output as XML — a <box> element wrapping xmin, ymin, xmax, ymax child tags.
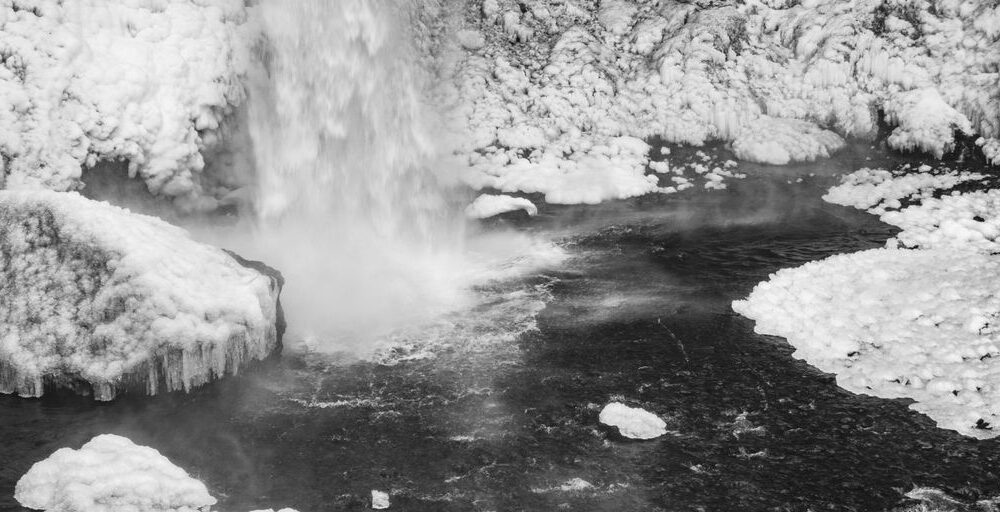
<box><xmin>0</xmin><ymin>191</ymin><xmax>283</xmax><ymax>400</ymax></box>
<box><xmin>733</xmin><ymin>249</ymin><xmax>1000</xmax><ymax>438</ymax></box>
<box><xmin>598</xmin><ymin>402</ymin><xmax>667</xmax><ymax>440</ymax></box>
<box><xmin>0</xmin><ymin>1</ymin><xmax>251</xmax><ymax>206</ymax></box>
<box><xmin>15</xmin><ymin>434</ymin><xmax>216</xmax><ymax>512</ymax></box>
<box><xmin>465</xmin><ymin>194</ymin><xmax>537</xmax><ymax>218</ymax></box>
<box><xmin>731</xmin><ymin>117</ymin><xmax>845</xmax><ymax>166</ymax></box>
<box><xmin>425</xmin><ymin>0</ymin><xmax>1000</xmax><ymax>203</ymax></box>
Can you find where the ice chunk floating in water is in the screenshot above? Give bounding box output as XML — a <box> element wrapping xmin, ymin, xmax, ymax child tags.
<box><xmin>599</xmin><ymin>402</ymin><xmax>667</xmax><ymax>440</ymax></box>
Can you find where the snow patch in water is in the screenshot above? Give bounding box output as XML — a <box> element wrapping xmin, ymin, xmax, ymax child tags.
<box><xmin>598</xmin><ymin>402</ymin><xmax>667</xmax><ymax>440</ymax></box>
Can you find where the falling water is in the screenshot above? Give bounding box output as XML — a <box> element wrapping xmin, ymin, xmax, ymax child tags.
<box><xmin>241</xmin><ymin>0</ymin><xmax>470</xmax><ymax>348</ymax></box>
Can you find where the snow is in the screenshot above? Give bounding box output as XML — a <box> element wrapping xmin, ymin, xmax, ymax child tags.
<box><xmin>735</xmin><ymin>167</ymin><xmax>1000</xmax><ymax>438</ymax></box>
<box><xmin>465</xmin><ymin>194</ymin><xmax>537</xmax><ymax>218</ymax></box>
<box><xmin>371</xmin><ymin>490</ymin><xmax>390</xmax><ymax>510</ymax></box>
<box><xmin>730</xmin><ymin>117</ymin><xmax>845</xmax><ymax>166</ymax></box>
<box><xmin>15</xmin><ymin>434</ymin><xmax>216</xmax><ymax>512</ymax></box>
<box><xmin>0</xmin><ymin>190</ymin><xmax>282</xmax><ymax>400</ymax></box>
<box><xmin>598</xmin><ymin>402</ymin><xmax>667</xmax><ymax>440</ymax></box>
<box><xmin>17</xmin><ymin>434</ymin><xmax>301</xmax><ymax>512</ymax></box>
<box><xmin>0</xmin><ymin>0</ymin><xmax>251</xmax><ymax>207</ymax></box>
<box><xmin>427</xmin><ymin>0</ymin><xmax>1000</xmax><ymax>205</ymax></box>
<box><xmin>733</xmin><ymin>248</ymin><xmax>1000</xmax><ymax>439</ymax></box>
<box><xmin>824</xmin><ymin>167</ymin><xmax>984</xmax><ymax>214</ymax></box>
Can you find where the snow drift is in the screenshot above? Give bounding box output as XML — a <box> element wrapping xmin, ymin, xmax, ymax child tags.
<box><xmin>0</xmin><ymin>191</ymin><xmax>283</xmax><ymax>400</ymax></box>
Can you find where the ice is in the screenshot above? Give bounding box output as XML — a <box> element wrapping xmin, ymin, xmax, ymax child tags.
<box><xmin>15</xmin><ymin>434</ymin><xmax>217</xmax><ymax>512</ymax></box>
<box><xmin>735</xmin><ymin>168</ymin><xmax>1000</xmax><ymax>438</ymax></box>
<box><xmin>466</xmin><ymin>194</ymin><xmax>538</xmax><ymax>218</ymax></box>
<box><xmin>430</xmin><ymin>0</ymin><xmax>1000</xmax><ymax>204</ymax></box>
<box><xmin>733</xmin><ymin>248</ymin><xmax>1000</xmax><ymax>439</ymax></box>
<box><xmin>17</xmin><ymin>434</ymin><xmax>300</xmax><ymax>512</ymax></box>
<box><xmin>371</xmin><ymin>490</ymin><xmax>390</xmax><ymax>510</ymax></box>
<box><xmin>598</xmin><ymin>402</ymin><xmax>667</xmax><ymax>440</ymax></box>
<box><xmin>0</xmin><ymin>191</ymin><xmax>282</xmax><ymax>400</ymax></box>
<box><xmin>730</xmin><ymin>117</ymin><xmax>845</xmax><ymax>166</ymax></box>
<box><xmin>824</xmin><ymin>167</ymin><xmax>984</xmax><ymax>214</ymax></box>
<box><xmin>0</xmin><ymin>0</ymin><xmax>250</xmax><ymax>208</ymax></box>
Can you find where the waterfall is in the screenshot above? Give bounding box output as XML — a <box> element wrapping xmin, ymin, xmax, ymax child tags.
<box><xmin>241</xmin><ymin>0</ymin><xmax>468</xmax><ymax>348</ymax></box>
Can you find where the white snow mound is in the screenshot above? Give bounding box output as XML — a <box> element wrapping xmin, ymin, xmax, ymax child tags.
<box><xmin>598</xmin><ymin>402</ymin><xmax>667</xmax><ymax>440</ymax></box>
<box><xmin>466</xmin><ymin>194</ymin><xmax>538</xmax><ymax>218</ymax></box>
<box><xmin>0</xmin><ymin>191</ymin><xmax>282</xmax><ymax>400</ymax></box>
<box><xmin>731</xmin><ymin>117</ymin><xmax>845</xmax><ymax>166</ymax></box>
<box><xmin>15</xmin><ymin>434</ymin><xmax>216</xmax><ymax>512</ymax></box>
<box><xmin>734</xmin><ymin>248</ymin><xmax>1000</xmax><ymax>439</ymax></box>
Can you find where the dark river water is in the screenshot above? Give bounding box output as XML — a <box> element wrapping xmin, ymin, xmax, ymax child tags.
<box><xmin>3</xmin><ymin>143</ymin><xmax>1000</xmax><ymax>512</ymax></box>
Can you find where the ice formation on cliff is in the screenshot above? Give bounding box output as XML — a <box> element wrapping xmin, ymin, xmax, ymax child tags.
<box><xmin>0</xmin><ymin>191</ymin><xmax>282</xmax><ymax>400</ymax></box>
<box><xmin>427</xmin><ymin>0</ymin><xmax>1000</xmax><ymax>202</ymax></box>
<box><xmin>0</xmin><ymin>0</ymin><xmax>250</xmax><ymax>208</ymax></box>
<box><xmin>734</xmin><ymin>168</ymin><xmax>1000</xmax><ymax>438</ymax></box>
<box><xmin>17</xmin><ymin>434</ymin><xmax>300</xmax><ymax>512</ymax></box>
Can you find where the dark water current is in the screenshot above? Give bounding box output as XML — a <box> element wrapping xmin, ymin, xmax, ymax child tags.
<box><xmin>3</xmin><ymin>143</ymin><xmax>1000</xmax><ymax>512</ymax></box>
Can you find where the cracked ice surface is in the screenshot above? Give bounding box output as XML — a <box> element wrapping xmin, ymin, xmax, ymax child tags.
<box><xmin>0</xmin><ymin>190</ymin><xmax>281</xmax><ymax>400</ymax></box>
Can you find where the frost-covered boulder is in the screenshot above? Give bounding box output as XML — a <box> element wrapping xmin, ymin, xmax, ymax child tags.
<box><xmin>17</xmin><ymin>434</ymin><xmax>301</xmax><ymax>512</ymax></box>
<box><xmin>0</xmin><ymin>191</ymin><xmax>284</xmax><ymax>400</ymax></box>
<box><xmin>598</xmin><ymin>402</ymin><xmax>667</xmax><ymax>440</ymax></box>
<box><xmin>15</xmin><ymin>434</ymin><xmax>216</xmax><ymax>512</ymax></box>
<box><xmin>731</xmin><ymin>117</ymin><xmax>845</xmax><ymax>165</ymax></box>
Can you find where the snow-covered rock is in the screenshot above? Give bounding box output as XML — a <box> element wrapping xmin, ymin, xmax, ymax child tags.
<box><xmin>17</xmin><ymin>434</ymin><xmax>300</xmax><ymax>512</ymax></box>
<box><xmin>598</xmin><ymin>402</ymin><xmax>667</xmax><ymax>440</ymax></box>
<box><xmin>0</xmin><ymin>191</ymin><xmax>284</xmax><ymax>400</ymax></box>
<box><xmin>465</xmin><ymin>194</ymin><xmax>537</xmax><ymax>218</ymax></box>
<box><xmin>15</xmin><ymin>434</ymin><xmax>216</xmax><ymax>512</ymax></box>
<box><xmin>0</xmin><ymin>0</ymin><xmax>251</xmax><ymax>206</ymax></box>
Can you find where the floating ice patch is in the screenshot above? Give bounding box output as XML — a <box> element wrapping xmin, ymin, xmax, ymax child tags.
<box><xmin>0</xmin><ymin>191</ymin><xmax>283</xmax><ymax>400</ymax></box>
<box><xmin>15</xmin><ymin>434</ymin><xmax>216</xmax><ymax>512</ymax></box>
<box><xmin>734</xmin><ymin>248</ymin><xmax>1000</xmax><ymax>439</ymax></box>
<box><xmin>371</xmin><ymin>490</ymin><xmax>390</xmax><ymax>510</ymax></box>
<box><xmin>824</xmin><ymin>167</ymin><xmax>984</xmax><ymax>214</ymax></box>
<box><xmin>465</xmin><ymin>194</ymin><xmax>538</xmax><ymax>218</ymax></box>
<box><xmin>598</xmin><ymin>402</ymin><xmax>667</xmax><ymax>440</ymax></box>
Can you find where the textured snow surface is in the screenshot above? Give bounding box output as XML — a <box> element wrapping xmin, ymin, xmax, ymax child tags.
<box><xmin>15</xmin><ymin>434</ymin><xmax>216</xmax><ymax>512</ymax></box>
<box><xmin>466</xmin><ymin>194</ymin><xmax>538</xmax><ymax>218</ymax></box>
<box><xmin>824</xmin><ymin>167</ymin><xmax>984</xmax><ymax>214</ymax></box>
<box><xmin>427</xmin><ymin>0</ymin><xmax>1000</xmax><ymax>203</ymax></box>
<box><xmin>598</xmin><ymin>402</ymin><xmax>667</xmax><ymax>439</ymax></box>
<box><xmin>731</xmin><ymin>117</ymin><xmax>844</xmax><ymax>166</ymax></box>
<box><xmin>0</xmin><ymin>190</ymin><xmax>281</xmax><ymax>400</ymax></box>
<box><xmin>0</xmin><ymin>0</ymin><xmax>250</xmax><ymax>206</ymax></box>
<box><xmin>736</xmin><ymin>168</ymin><xmax>1000</xmax><ymax>438</ymax></box>
<box><xmin>733</xmin><ymin>248</ymin><xmax>1000</xmax><ymax>439</ymax></box>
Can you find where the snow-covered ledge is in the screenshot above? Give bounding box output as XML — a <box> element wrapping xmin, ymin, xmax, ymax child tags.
<box><xmin>0</xmin><ymin>191</ymin><xmax>284</xmax><ymax>400</ymax></box>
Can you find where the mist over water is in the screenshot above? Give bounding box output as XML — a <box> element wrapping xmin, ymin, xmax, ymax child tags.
<box><xmin>239</xmin><ymin>0</ymin><xmax>473</xmax><ymax>348</ymax></box>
